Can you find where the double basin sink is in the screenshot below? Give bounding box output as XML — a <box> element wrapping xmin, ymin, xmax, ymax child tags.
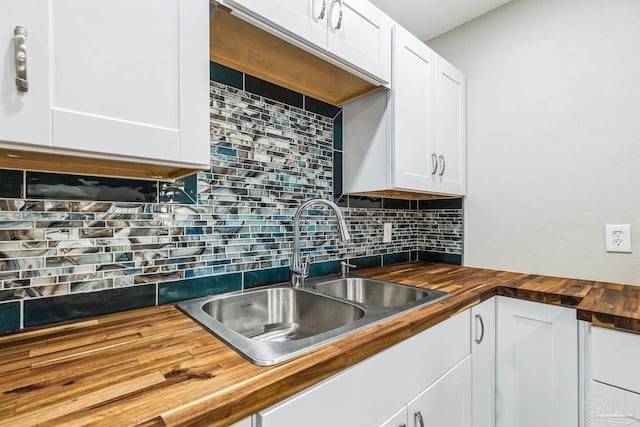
<box><xmin>178</xmin><ymin>276</ymin><xmax>449</xmax><ymax>366</ymax></box>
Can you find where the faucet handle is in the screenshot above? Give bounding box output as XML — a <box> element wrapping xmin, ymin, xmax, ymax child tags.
<box><xmin>340</xmin><ymin>261</ymin><xmax>356</xmax><ymax>277</ymax></box>
<box><xmin>302</xmin><ymin>253</ymin><xmax>311</xmax><ymax>277</ymax></box>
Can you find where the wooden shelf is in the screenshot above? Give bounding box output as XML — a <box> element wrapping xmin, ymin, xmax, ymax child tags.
<box><xmin>210</xmin><ymin>7</ymin><xmax>381</xmax><ymax>106</ymax></box>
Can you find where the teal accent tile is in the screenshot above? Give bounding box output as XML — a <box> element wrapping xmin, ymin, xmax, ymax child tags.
<box><xmin>383</xmin><ymin>198</ymin><xmax>410</xmax><ymax>210</ymax></box>
<box><xmin>305</xmin><ymin>96</ymin><xmax>340</xmax><ymax>118</ymax></box>
<box><xmin>24</xmin><ymin>285</ymin><xmax>156</xmax><ymax>328</ymax></box>
<box><xmin>159</xmin><ymin>173</ymin><xmax>198</xmax><ymax>204</ymax></box>
<box><xmin>419</xmin><ymin>198</ymin><xmax>463</xmax><ymax>210</ymax></box>
<box><xmin>418</xmin><ymin>251</ymin><xmax>462</xmax><ymax>265</ymax></box>
<box><xmin>0</xmin><ymin>169</ymin><xmax>23</xmax><ymax>198</ymax></box>
<box><xmin>245</xmin><ymin>75</ymin><xmax>303</xmax><ymax>108</ymax></box>
<box><xmin>308</xmin><ymin>260</ymin><xmax>341</xmax><ymax>278</ymax></box>
<box><xmin>244</xmin><ymin>267</ymin><xmax>290</xmax><ymax>289</ymax></box>
<box><xmin>27</xmin><ymin>172</ymin><xmax>157</xmax><ymax>202</ymax></box>
<box><xmin>210</xmin><ymin>62</ymin><xmax>243</xmax><ymax>89</ymax></box>
<box><xmin>349</xmin><ymin>196</ymin><xmax>382</xmax><ymax>209</ymax></box>
<box><xmin>350</xmin><ymin>255</ymin><xmax>382</xmax><ymax>270</ymax></box>
<box><xmin>158</xmin><ymin>273</ymin><xmax>242</xmax><ymax>304</ymax></box>
<box><xmin>0</xmin><ymin>302</ymin><xmax>20</xmax><ymax>333</ymax></box>
<box><xmin>333</xmin><ymin>111</ymin><xmax>343</xmax><ymax>150</ymax></box>
<box><xmin>333</xmin><ymin>151</ymin><xmax>342</xmax><ymax>202</ymax></box>
<box><xmin>383</xmin><ymin>252</ymin><xmax>411</xmax><ymax>265</ymax></box>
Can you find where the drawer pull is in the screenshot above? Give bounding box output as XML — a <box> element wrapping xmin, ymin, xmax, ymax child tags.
<box><xmin>14</xmin><ymin>26</ymin><xmax>28</xmax><ymax>92</ymax></box>
<box><xmin>414</xmin><ymin>411</ymin><xmax>425</xmax><ymax>427</ymax></box>
<box><xmin>475</xmin><ymin>314</ymin><xmax>485</xmax><ymax>344</ymax></box>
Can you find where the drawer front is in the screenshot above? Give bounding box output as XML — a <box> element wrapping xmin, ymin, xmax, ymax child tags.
<box><xmin>587</xmin><ymin>380</ymin><xmax>640</xmax><ymax>426</ymax></box>
<box><xmin>591</xmin><ymin>326</ymin><xmax>640</xmax><ymax>394</ymax></box>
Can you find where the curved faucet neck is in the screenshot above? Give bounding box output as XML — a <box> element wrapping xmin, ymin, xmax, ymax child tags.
<box><xmin>291</xmin><ymin>198</ymin><xmax>350</xmax><ymax>287</ymax></box>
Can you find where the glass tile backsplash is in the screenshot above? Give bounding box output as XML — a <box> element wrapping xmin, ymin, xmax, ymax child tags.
<box><xmin>0</xmin><ymin>62</ymin><xmax>463</xmax><ymax>332</ymax></box>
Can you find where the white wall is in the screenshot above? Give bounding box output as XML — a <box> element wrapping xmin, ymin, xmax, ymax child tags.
<box><xmin>428</xmin><ymin>0</ymin><xmax>640</xmax><ymax>284</ymax></box>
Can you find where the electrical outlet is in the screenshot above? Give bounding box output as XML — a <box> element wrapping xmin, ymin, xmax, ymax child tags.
<box><xmin>383</xmin><ymin>223</ymin><xmax>392</xmax><ymax>243</ymax></box>
<box><xmin>605</xmin><ymin>224</ymin><xmax>632</xmax><ymax>253</ymax></box>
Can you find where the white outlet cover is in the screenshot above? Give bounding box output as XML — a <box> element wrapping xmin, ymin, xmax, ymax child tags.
<box><xmin>605</xmin><ymin>224</ymin><xmax>632</xmax><ymax>253</ymax></box>
<box><xmin>383</xmin><ymin>223</ymin><xmax>392</xmax><ymax>243</ymax></box>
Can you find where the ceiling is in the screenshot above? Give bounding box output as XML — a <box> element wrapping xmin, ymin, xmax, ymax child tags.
<box><xmin>369</xmin><ymin>0</ymin><xmax>513</xmax><ymax>41</ymax></box>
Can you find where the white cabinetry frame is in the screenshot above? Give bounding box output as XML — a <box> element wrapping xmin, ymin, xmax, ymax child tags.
<box><xmin>472</xmin><ymin>297</ymin><xmax>496</xmax><ymax>427</ymax></box>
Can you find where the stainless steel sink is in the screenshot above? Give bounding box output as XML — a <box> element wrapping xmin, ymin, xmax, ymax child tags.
<box><xmin>200</xmin><ymin>287</ymin><xmax>364</xmax><ymax>342</ymax></box>
<box><xmin>178</xmin><ymin>277</ymin><xmax>449</xmax><ymax>366</ymax></box>
<box><xmin>311</xmin><ymin>277</ymin><xmax>448</xmax><ymax>307</ymax></box>
<box><xmin>178</xmin><ymin>287</ymin><xmax>371</xmax><ymax>366</ymax></box>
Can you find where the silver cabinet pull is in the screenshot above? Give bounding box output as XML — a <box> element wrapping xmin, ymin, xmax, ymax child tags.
<box><xmin>431</xmin><ymin>153</ymin><xmax>438</xmax><ymax>175</ymax></box>
<box><xmin>316</xmin><ymin>0</ymin><xmax>327</xmax><ymax>20</ymax></box>
<box><xmin>438</xmin><ymin>155</ymin><xmax>445</xmax><ymax>176</ymax></box>
<box><xmin>415</xmin><ymin>411</ymin><xmax>425</xmax><ymax>427</ymax></box>
<box><xmin>475</xmin><ymin>313</ymin><xmax>485</xmax><ymax>344</ymax></box>
<box><xmin>399</xmin><ymin>424</ymin><xmax>407</xmax><ymax>427</ymax></box>
<box><xmin>14</xmin><ymin>26</ymin><xmax>28</xmax><ymax>92</ymax></box>
<box><xmin>332</xmin><ymin>0</ymin><xmax>344</xmax><ymax>30</ymax></box>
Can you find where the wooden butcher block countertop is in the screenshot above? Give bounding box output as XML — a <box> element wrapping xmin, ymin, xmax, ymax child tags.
<box><xmin>0</xmin><ymin>261</ymin><xmax>638</xmax><ymax>426</ymax></box>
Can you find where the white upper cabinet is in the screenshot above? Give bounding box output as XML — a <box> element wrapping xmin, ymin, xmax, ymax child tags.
<box><xmin>433</xmin><ymin>59</ymin><xmax>466</xmax><ymax>195</ymax></box>
<box><xmin>0</xmin><ymin>0</ymin><xmax>50</xmax><ymax>147</ymax></box>
<box><xmin>343</xmin><ymin>24</ymin><xmax>466</xmax><ymax>197</ymax></box>
<box><xmin>1</xmin><ymin>0</ymin><xmax>210</xmax><ymax>176</ymax></box>
<box><xmin>219</xmin><ymin>0</ymin><xmax>392</xmax><ymax>85</ymax></box>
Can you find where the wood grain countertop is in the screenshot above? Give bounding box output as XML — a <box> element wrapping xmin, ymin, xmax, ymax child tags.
<box><xmin>0</xmin><ymin>261</ymin><xmax>638</xmax><ymax>426</ymax></box>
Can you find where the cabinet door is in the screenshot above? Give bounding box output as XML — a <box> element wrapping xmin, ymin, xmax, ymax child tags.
<box><xmin>49</xmin><ymin>0</ymin><xmax>209</xmax><ymax>165</ymax></box>
<box><xmin>326</xmin><ymin>0</ymin><xmax>391</xmax><ymax>84</ymax></box>
<box><xmin>471</xmin><ymin>297</ymin><xmax>496</xmax><ymax>427</ymax></box>
<box><xmin>380</xmin><ymin>406</ymin><xmax>408</xmax><ymax>427</ymax></box>
<box><xmin>496</xmin><ymin>297</ymin><xmax>578</xmax><ymax>427</ymax></box>
<box><xmin>229</xmin><ymin>0</ymin><xmax>327</xmax><ymax>48</ymax></box>
<box><xmin>392</xmin><ymin>25</ymin><xmax>436</xmax><ymax>192</ymax></box>
<box><xmin>433</xmin><ymin>58</ymin><xmax>466</xmax><ymax>195</ymax></box>
<box><xmin>0</xmin><ymin>0</ymin><xmax>50</xmax><ymax>147</ymax></box>
<box><xmin>407</xmin><ymin>355</ymin><xmax>472</xmax><ymax>427</ymax></box>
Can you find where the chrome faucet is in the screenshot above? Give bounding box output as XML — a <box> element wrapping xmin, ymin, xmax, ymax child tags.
<box><xmin>290</xmin><ymin>198</ymin><xmax>351</xmax><ymax>288</ymax></box>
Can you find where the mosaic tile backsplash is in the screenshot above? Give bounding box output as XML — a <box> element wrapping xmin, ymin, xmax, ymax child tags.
<box><xmin>0</xmin><ymin>64</ymin><xmax>463</xmax><ymax>332</ymax></box>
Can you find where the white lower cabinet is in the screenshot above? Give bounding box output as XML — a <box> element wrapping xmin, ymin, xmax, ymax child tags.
<box><xmin>585</xmin><ymin>325</ymin><xmax>640</xmax><ymax>426</ymax></box>
<box><xmin>407</xmin><ymin>356</ymin><xmax>472</xmax><ymax>427</ymax></box>
<box><xmin>380</xmin><ymin>406</ymin><xmax>409</xmax><ymax>427</ymax></box>
<box><xmin>471</xmin><ymin>297</ymin><xmax>496</xmax><ymax>427</ymax></box>
<box><xmin>255</xmin><ymin>310</ymin><xmax>471</xmax><ymax>427</ymax></box>
<box><xmin>496</xmin><ymin>296</ymin><xmax>578</xmax><ymax>427</ymax></box>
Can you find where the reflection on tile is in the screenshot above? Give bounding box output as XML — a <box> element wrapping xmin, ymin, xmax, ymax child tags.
<box><xmin>350</xmin><ymin>255</ymin><xmax>382</xmax><ymax>270</ymax></box>
<box><xmin>0</xmin><ymin>169</ymin><xmax>23</xmax><ymax>199</ymax></box>
<box><xmin>23</xmin><ymin>284</ymin><xmax>156</xmax><ymax>327</ymax></box>
<box><xmin>245</xmin><ymin>75</ymin><xmax>303</xmax><ymax>108</ymax></box>
<box><xmin>305</xmin><ymin>96</ymin><xmax>341</xmax><ymax>118</ymax></box>
<box><xmin>210</xmin><ymin>61</ymin><xmax>243</xmax><ymax>89</ymax></box>
<box><xmin>158</xmin><ymin>273</ymin><xmax>242</xmax><ymax>304</ymax></box>
<box><xmin>383</xmin><ymin>251</ymin><xmax>411</xmax><ymax>265</ymax></box>
<box><xmin>159</xmin><ymin>174</ymin><xmax>198</xmax><ymax>204</ymax></box>
<box><xmin>419</xmin><ymin>198</ymin><xmax>463</xmax><ymax>210</ymax></box>
<box><xmin>27</xmin><ymin>172</ymin><xmax>157</xmax><ymax>202</ymax></box>
<box><xmin>244</xmin><ymin>266</ymin><xmax>290</xmax><ymax>289</ymax></box>
<box><xmin>349</xmin><ymin>196</ymin><xmax>382</xmax><ymax>209</ymax></box>
<box><xmin>417</xmin><ymin>251</ymin><xmax>462</xmax><ymax>265</ymax></box>
<box><xmin>383</xmin><ymin>198</ymin><xmax>411</xmax><ymax>210</ymax></box>
<box><xmin>0</xmin><ymin>301</ymin><xmax>20</xmax><ymax>333</ymax></box>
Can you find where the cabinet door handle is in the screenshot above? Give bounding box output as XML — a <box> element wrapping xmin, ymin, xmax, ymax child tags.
<box><xmin>414</xmin><ymin>411</ymin><xmax>425</xmax><ymax>427</ymax></box>
<box><xmin>431</xmin><ymin>153</ymin><xmax>438</xmax><ymax>175</ymax></box>
<box><xmin>399</xmin><ymin>424</ymin><xmax>407</xmax><ymax>427</ymax></box>
<box><xmin>332</xmin><ymin>0</ymin><xmax>344</xmax><ymax>31</ymax></box>
<box><xmin>316</xmin><ymin>0</ymin><xmax>327</xmax><ymax>20</ymax></box>
<box><xmin>14</xmin><ymin>26</ymin><xmax>29</xmax><ymax>92</ymax></box>
<box><xmin>438</xmin><ymin>155</ymin><xmax>446</xmax><ymax>176</ymax></box>
<box><xmin>475</xmin><ymin>313</ymin><xmax>485</xmax><ymax>344</ymax></box>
